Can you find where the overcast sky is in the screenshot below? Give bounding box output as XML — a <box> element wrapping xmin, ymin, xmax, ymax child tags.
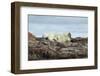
<box><xmin>28</xmin><ymin>15</ymin><xmax>88</xmax><ymax>38</ymax></box>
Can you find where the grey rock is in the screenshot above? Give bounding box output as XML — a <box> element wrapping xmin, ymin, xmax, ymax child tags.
<box><xmin>28</xmin><ymin>33</ymin><xmax>88</xmax><ymax>60</ymax></box>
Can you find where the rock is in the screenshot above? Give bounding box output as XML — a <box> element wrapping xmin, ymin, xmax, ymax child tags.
<box><xmin>28</xmin><ymin>35</ymin><xmax>88</xmax><ymax>60</ymax></box>
<box><xmin>28</xmin><ymin>32</ymin><xmax>38</xmax><ymax>47</ymax></box>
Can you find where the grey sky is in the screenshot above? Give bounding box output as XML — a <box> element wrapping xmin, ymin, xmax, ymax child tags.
<box><xmin>28</xmin><ymin>15</ymin><xmax>88</xmax><ymax>37</ymax></box>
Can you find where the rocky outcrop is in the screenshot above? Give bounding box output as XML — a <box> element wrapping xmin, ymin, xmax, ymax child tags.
<box><xmin>28</xmin><ymin>32</ymin><xmax>88</xmax><ymax>60</ymax></box>
<box><xmin>28</xmin><ymin>32</ymin><xmax>38</xmax><ymax>47</ymax></box>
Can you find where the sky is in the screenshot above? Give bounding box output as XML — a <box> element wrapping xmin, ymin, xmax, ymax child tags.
<box><xmin>28</xmin><ymin>15</ymin><xmax>88</xmax><ymax>38</ymax></box>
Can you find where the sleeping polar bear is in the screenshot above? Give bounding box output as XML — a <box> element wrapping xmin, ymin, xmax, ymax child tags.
<box><xmin>42</xmin><ymin>32</ymin><xmax>71</xmax><ymax>43</ymax></box>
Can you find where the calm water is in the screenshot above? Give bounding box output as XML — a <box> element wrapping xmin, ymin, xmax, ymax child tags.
<box><xmin>28</xmin><ymin>15</ymin><xmax>88</xmax><ymax>38</ymax></box>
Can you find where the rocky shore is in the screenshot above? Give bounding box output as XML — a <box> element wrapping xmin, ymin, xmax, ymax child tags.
<box><xmin>28</xmin><ymin>32</ymin><xmax>88</xmax><ymax>60</ymax></box>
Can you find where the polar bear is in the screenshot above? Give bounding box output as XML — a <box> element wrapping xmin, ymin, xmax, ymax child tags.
<box><xmin>42</xmin><ymin>32</ymin><xmax>71</xmax><ymax>43</ymax></box>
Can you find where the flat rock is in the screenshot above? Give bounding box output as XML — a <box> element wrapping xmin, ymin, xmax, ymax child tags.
<box><xmin>28</xmin><ymin>34</ymin><xmax>88</xmax><ymax>60</ymax></box>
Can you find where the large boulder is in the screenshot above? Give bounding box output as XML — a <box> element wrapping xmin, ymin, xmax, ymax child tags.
<box><xmin>28</xmin><ymin>33</ymin><xmax>88</xmax><ymax>60</ymax></box>
<box><xmin>28</xmin><ymin>32</ymin><xmax>38</xmax><ymax>47</ymax></box>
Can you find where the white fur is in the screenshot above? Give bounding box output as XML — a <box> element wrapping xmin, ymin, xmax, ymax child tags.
<box><xmin>42</xmin><ymin>32</ymin><xmax>71</xmax><ymax>43</ymax></box>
